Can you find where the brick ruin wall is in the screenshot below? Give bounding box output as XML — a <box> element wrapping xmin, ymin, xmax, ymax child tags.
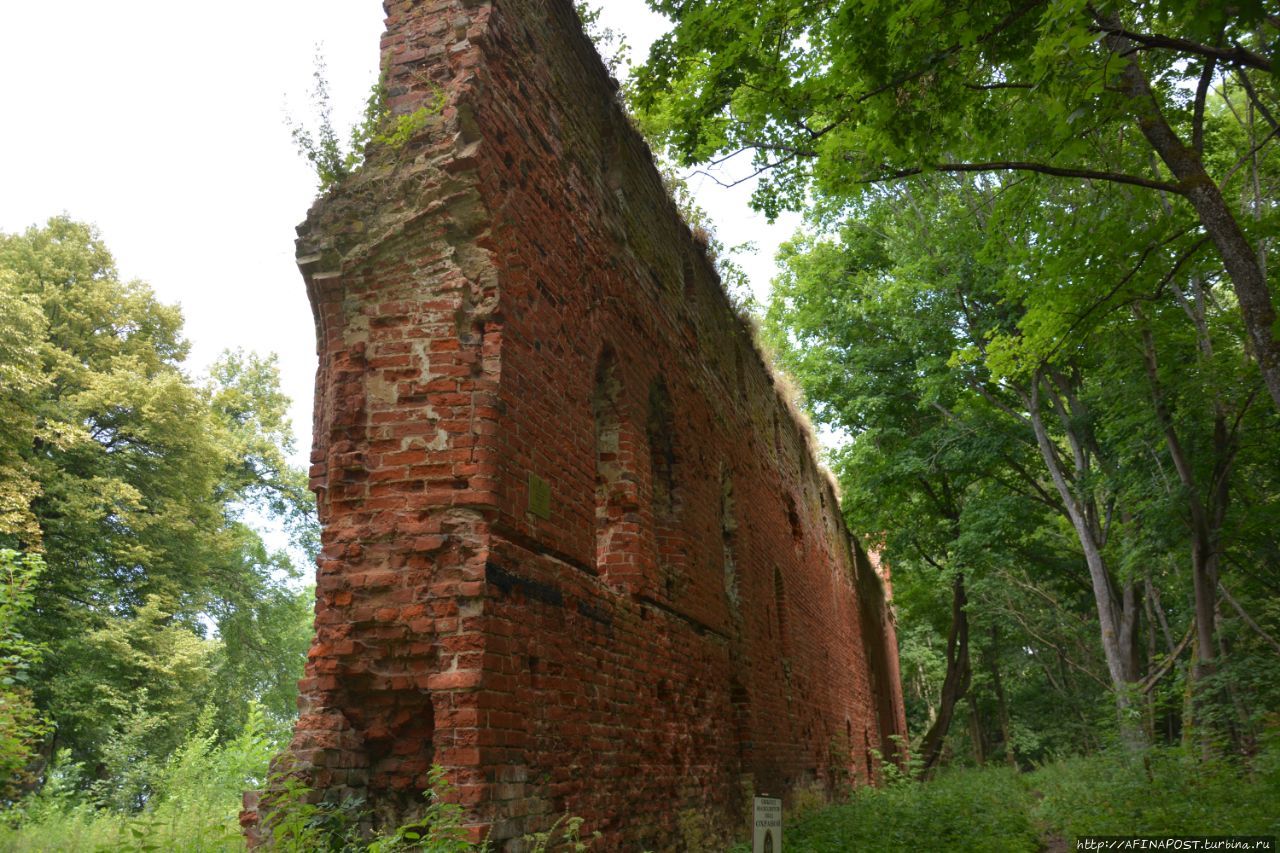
<box><xmin>249</xmin><ymin>0</ymin><xmax>907</xmax><ymax>848</ymax></box>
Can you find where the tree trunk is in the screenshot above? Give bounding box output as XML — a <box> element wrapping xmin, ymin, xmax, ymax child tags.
<box><xmin>1146</xmin><ymin>575</ymin><xmax>1177</xmax><ymax>654</ymax></box>
<box><xmin>1215</xmin><ymin>603</ymin><xmax>1257</xmax><ymax>757</ymax></box>
<box><xmin>918</xmin><ymin>572</ymin><xmax>971</xmax><ymax>776</ymax></box>
<box><xmin>987</xmin><ymin>626</ymin><xmax>1018</xmax><ymax>767</ymax></box>
<box><xmin>1191</xmin><ymin>537</ymin><xmax>1219</xmax><ymax>686</ymax></box>
<box><xmin>1136</xmin><ymin>309</ymin><xmax>1239</xmax><ymax>749</ymax></box>
<box><xmin>1121</xmin><ymin>578</ymin><xmax>1142</xmax><ymax>687</ymax></box>
<box><xmin>1181</xmin><ymin>632</ymin><xmax>1199</xmax><ymax>751</ymax></box>
<box><xmin>969</xmin><ymin>696</ymin><xmax>986</xmax><ymax>766</ymax></box>
<box><xmin>1141</xmin><ymin>581</ymin><xmax>1165</xmax><ymax>740</ymax></box>
<box><xmin>1027</xmin><ymin>377</ymin><xmax>1141</xmax><ymax>732</ymax></box>
<box><xmin>1024</xmin><ymin>373</ymin><xmax>1146</xmax><ymax>742</ymax></box>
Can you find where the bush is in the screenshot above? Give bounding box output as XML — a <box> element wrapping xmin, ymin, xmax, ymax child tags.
<box><xmin>0</xmin><ymin>705</ymin><xmax>276</xmax><ymax>852</ymax></box>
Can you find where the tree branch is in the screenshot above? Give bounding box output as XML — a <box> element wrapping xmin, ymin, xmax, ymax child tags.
<box><xmin>1140</xmin><ymin>622</ymin><xmax>1194</xmax><ymax>694</ymax></box>
<box><xmin>1193</xmin><ymin>57</ymin><xmax>1216</xmax><ymax>156</ymax></box>
<box><xmin>963</xmin><ymin>81</ymin><xmax>1036</xmax><ymax>90</ymax></box>
<box><xmin>1089</xmin><ymin>23</ymin><xmax>1272</xmax><ymax>73</ymax></box>
<box><xmin>1235</xmin><ymin>70</ymin><xmax>1278</xmax><ymax>131</ymax></box>
<box><xmin>1220</xmin><ymin>581</ymin><xmax>1280</xmax><ymax>656</ymax></box>
<box><xmin>1149</xmin><ymin>236</ymin><xmax>1211</xmax><ymax>300</ymax></box>
<box><xmin>1041</xmin><ymin>238</ymin><xmax>1165</xmax><ymax>366</ymax></box>
<box><xmin>835</xmin><ymin>0</ymin><xmax>1049</xmax><ymax>112</ymax></box>
<box><xmin>869</xmin><ymin>161</ymin><xmax>1180</xmax><ymax>193</ymax></box>
<box><xmin>1218</xmin><ymin>124</ymin><xmax>1280</xmax><ymax>189</ymax></box>
<box><xmin>995</xmin><ymin>594</ymin><xmax>1111</xmax><ymax>690</ymax></box>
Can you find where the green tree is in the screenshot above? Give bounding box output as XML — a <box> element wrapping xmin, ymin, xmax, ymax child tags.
<box><xmin>971</xmin><ymin>165</ymin><xmax>1274</xmax><ymax>748</ymax></box>
<box><xmin>0</xmin><ymin>217</ymin><xmax>316</xmax><ymax>795</ymax></box>
<box><xmin>765</xmin><ymin>178</ymin><xmax>1112</xmax><ymax>761</ymax></box>
<box><xmin>766</xmin><ymin>166</ymin><xmax>1278</xmax><ymax>756</ymax></box>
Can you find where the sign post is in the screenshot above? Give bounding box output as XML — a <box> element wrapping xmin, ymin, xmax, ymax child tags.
<box><xmin>753</xmin><ymin>796</ymin><xmax>782</xmax><ymax>853</ymax></box>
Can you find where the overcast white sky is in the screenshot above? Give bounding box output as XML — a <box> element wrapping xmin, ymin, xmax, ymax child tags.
<box><xmin>0</xmin><ymin>1</ymin><xmax>799</xmax><ymax>469</ymax></box>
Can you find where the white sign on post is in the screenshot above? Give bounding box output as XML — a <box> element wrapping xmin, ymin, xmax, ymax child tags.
<box><xmin>753</xmin><ymin>796</ymin><xmax>782</xmax><ymax>853</ymax></box>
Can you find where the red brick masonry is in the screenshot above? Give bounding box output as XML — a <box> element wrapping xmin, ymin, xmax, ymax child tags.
<box><xmin>246</xmin><ymin>0</ymin><xmax>907</xmax><ymax>848</ymax></box>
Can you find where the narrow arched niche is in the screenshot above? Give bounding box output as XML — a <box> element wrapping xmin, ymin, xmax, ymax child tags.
<box><xmin>785</xmin><ymin>493</ymin><xmax>804</xmax><ymax>555</ymax></box>
<box><xmin>721</xmin><ymin>469</ymin><xmax>740</xmax><ymax>610</ymax></box>
<box><xmin>593</xmin><ymin>348</ymin><xmax>624</xmax><ymax>574</ymax></box>
<box><xmin>646</xmin><ymin>378</ymin><xmax>677</xmax><ymax>518</ymax></box>
<box><xmin>647</xmin><ymin>377</ymin><xmax>686</xmax><ymax>600</ymax></box>
<box><xmin>774</xmin><ymin>566</ymin><xmax>790</xmax><ymax>657</ymax></box>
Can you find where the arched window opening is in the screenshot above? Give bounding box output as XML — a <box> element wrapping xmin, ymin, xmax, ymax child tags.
<box><xmin>647</xmin><ymin>379</ymin><xmax>677</xmax><ymax>518</ymax></box>
<box><xmin>786</xmin><ymin>493</ymin><xmax>803</xmax><ymax>554</ymax></box>
<box><xmin>593</xmin><ymin>349</ymin><xmax>624</xmax><ymax>573</ymax></box>
<box><xmin>773</xmin><ymin>566</ymin><xmax>790</xmax><ymax>656</ymax></box>
<box><xmin>730</xmin><ymin>678</ymin><xmax>751</xmax><ymax>762</ymax></box>
<box><xmin>648</xmin><ymin>378</ymin><xmax>686</xmax><ymax>600</ymax></box>
<box><xmin>721</xmin><ymin>470</ymin><xmax>739</xmax><ymax>610</ymax></box>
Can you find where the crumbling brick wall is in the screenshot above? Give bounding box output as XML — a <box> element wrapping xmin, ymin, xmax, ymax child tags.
<box><xmin>249</xmin><ymin>0</ymin><xmax>907</xmax><ymax>848</ymax></box>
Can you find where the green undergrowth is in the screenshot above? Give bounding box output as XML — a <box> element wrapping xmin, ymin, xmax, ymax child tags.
<box><xmin>0</xmin><ymin>715</ymin><xmax>597</xmax><ymax>853</ymax></box>
<box><xmin>729</xmin><ymin>742</ymin><xmax>1280</xmax><ymax>852</ymax></box>
<box><xmin>730</xmin><ymin>765</ymin><xmax>1040</xmax><ymax>853</ymax></box>
<box><xmin>0</xmin><ymin>705</ymin><xmax>276</xmax><ymax>852</ymax></box>
<box><xmin>1030</xmin><ymin>742</ymin><xmax>1280</xmax><ymax>843</ymax></box>
<box><xmin>4</xmin><ymin>741</ymin><xmax>1276</xmax><ymax>851</ymax></box>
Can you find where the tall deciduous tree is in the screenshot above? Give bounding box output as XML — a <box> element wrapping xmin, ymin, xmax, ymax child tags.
<box><xmin>0</xmin><ymin>218</ymin><xmax>316</xmax><ymax>793</ymax></box>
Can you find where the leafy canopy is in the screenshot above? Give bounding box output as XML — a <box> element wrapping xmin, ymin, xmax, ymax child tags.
<box><xmin>635</xmin><ymin>0</ymin><xmax>1276</xmax><ymax>217</ymax></box>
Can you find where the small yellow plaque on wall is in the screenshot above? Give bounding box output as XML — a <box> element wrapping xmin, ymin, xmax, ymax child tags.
<box><xmin>528</xmin><ymin>472</ymin><xmax>551</xmax><ymax>519</ymax></box>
